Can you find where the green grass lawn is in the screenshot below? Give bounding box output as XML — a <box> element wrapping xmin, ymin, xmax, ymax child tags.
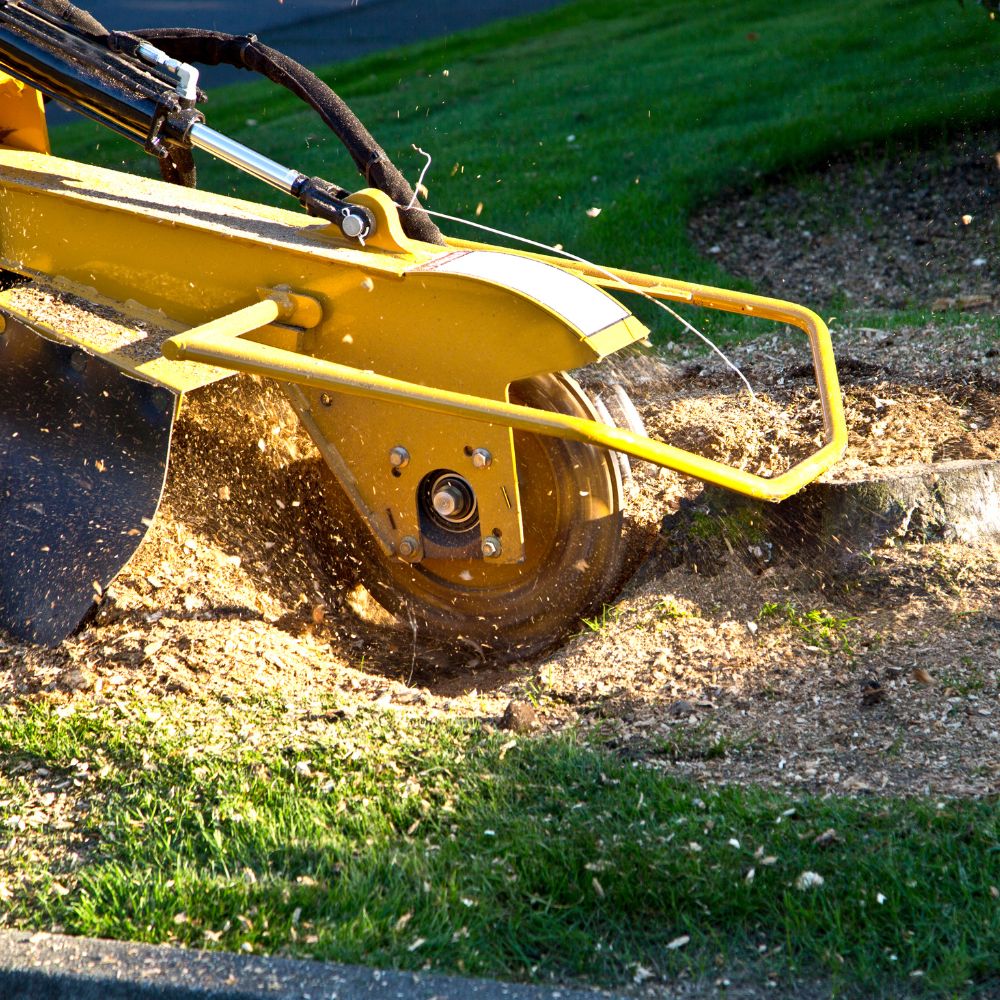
<box><xmin>3</xmin><ymin>2</ymin><xmax>998</xmax><ymax>996</ymax></box>
<box><xmin>2</xmin><ymin>697</ymin><xmax>998</xmax><ymax>996</ymax></box>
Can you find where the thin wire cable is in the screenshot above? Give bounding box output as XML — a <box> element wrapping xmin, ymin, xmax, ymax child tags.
<box><xmin>404</xmin><ymin>145</ymin><xmax>434</xmax><ymax>210</ymax></box>
<box><xmin>399</xmin><ymin>149</ymin><xmax>757</xmax><ymax>400</ymax></box>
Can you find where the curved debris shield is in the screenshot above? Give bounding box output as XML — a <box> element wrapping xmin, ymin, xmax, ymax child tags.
<box><xmin>0</xmin><ymin>316</ymin><xmax>174</xmax><ymax>645</ymax></box>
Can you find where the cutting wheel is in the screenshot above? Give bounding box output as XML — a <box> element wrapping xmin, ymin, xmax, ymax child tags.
<box><xmin>331</xmin><ymin>373</ymin><xmax>628</xmax><ymax>660</ymax></box>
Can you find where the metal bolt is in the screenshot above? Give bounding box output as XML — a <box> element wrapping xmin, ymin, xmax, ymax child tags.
<box><xmin>470</xmin><ymin>448</ymin><xmax>493</xmax><ymax>469</ymax></box>
<box><xmin>341</xmin><ymin>215</ymin><xmax>363</xmax><ymax>239</ymax></box>
<box><xmin>389</xmin><ymin>446</ymin><xmax>410</xmax><ymax>469</ymax></box>
<box><xmin>432</xmin><ymin>484</ymin><xmax>465</xmax><ymax>518</ymax></box>
<box><xmin>481</xmin><ymin>535</ymin><xmax>502</xmax><ymax>559</ymax></box>
<box><xmin>397</xmin><ymin>535</ymin><xmax>420</xmax><ymax>560</ymax></box>
<box><xmin>340</xmin><ymin>210</ymin><xmax>369</xmax><ymax>240</ymax></box>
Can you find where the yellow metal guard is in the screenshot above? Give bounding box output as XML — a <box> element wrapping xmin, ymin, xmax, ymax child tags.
<box><xmin>163</xmin><ymin>272</ymin><xmax>847</xmax><ymax>504</ymax></box>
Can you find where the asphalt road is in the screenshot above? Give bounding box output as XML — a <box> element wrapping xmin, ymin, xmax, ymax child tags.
<box><xmin>0</xmin><ymin>929</ymin><xmax>629</xmax><ymax>1000</ymax></box>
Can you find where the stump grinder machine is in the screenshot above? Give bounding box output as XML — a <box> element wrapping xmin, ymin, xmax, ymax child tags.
<box><xmin>0</xmin><ymin>0</ymin><xmax>847</xmax><ymax>657</ymax></box>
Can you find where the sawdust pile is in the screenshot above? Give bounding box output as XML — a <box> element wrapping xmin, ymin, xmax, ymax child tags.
<box><xmin>1</xmin><ymin>134</ymin><xmax>998</xmax><ymax>800</ymax></box>
<box><xmin>0</xmin><ymin>313</ymin><xmax>995</xmax><ymax>799</ymax></box>
<box><xmin>585</xmin><ymin>323</ymin><xmax>999</xmax><ymax>480</ymax></box>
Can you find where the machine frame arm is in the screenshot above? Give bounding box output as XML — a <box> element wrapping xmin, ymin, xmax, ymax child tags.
<box><xmin>164</xmin><ymin>274</ymin><xmax>847</xmax><ymax>505</ymax></box>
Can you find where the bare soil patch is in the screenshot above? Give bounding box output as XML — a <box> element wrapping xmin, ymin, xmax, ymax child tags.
<box><xmin>2</xmin><ymin>137</ymin><xmax>998</xmax><ymax>803</ymax></box>
<box><xmin>1</xmin><ymin>316</ymin><xmax>995</xmax><ymax>802</ymax></box>
<box><xmin>556</xmin><ymin>321</ymin><xmax>1000</xmax><ymax>800</ymax></box>
<box><xmin>689</xmin><ymin>129</ymin><xmax>1000</xmax><ymax>312</ymax></box>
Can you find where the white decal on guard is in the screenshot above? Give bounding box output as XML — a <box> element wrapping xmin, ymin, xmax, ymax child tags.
<box><xmin>414</xmin><ymin>250</ymin><xmax>629</xmax><ymax>337</ymax></box>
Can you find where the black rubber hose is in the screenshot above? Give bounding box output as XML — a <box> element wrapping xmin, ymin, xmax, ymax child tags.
<box><xmin>23</xmin><ymin>0</ymin><xmax>108</xmax><ymax>38</ymax></box>
<box><xmin>130</xmin><ymin>27</ymin><xmax>444</xmax><ymax>244</ymax></box>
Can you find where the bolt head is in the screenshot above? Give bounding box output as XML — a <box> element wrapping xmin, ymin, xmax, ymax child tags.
<box><xmin>398</xmin><ymin>535</ymin><xmax>420</xmax><ymax>560</ymax></box>
<box><xmin>481</xmin><ymin>535</ymin><xmax>502</xmax><ymax>559</ymax></box>
<box><xmin>470</xmin><ymin>448</ymin><xmax>493</xmax><ymax>469</ymax></box>
<box><xmin>340</xmin><ymin>211</ymin><xmax>368</xmax><ymax>240</ymax></box>
<box><xmin>389</xmin><ymin>446</ymin><xmax>410</xmax><ymax>469</ymax></box>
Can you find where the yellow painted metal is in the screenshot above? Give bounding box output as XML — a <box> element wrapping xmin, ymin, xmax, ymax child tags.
<box><xmin>0</xmin><ymin>276</ymin><xmax>314</xmax><ymax>396</ymax></box>
<box><xmin>0</xmin><ymin>74</ymin><xmax>49</xmax><ymax>154</ymax></box>
<box><xmin>447</xmin><ymin>235</ymin><xmax>848</xmax><ymax>491</ymax></box>
<box><xmin>0</xmin><ymin>135</ymin><xmax>846</xmax><ymax>573</ymax></box>
<box><xmin>160</xmin><ymin>292</ymin><xmax>323</xmax><ymax>360</ymax></box>
<box><xmin>0</xmin><ymin>275</ymin><xmax>230</xmax><ymax>397</ymax></box>
<box><xmin>151</xmin><ymin>225</ymin><xmax>845</xmax><ymax>507</ymax></box>
<box><xmin>0</xmin><ymin>149</ymin><xmax>640</xmax><ymax>354</ymax></box>
<box><xmin>0</xmin><ymin>150</ymin><xmax>647</xmax><ymax>561</ymax></box>
<box><xmin>343</xmin><ymin>188</ymin><xmax>423</xmax><ymax>255</ymax></box>
<box><xmin>164</xmin><ymin>297</ymin><xmax>843</xmax><ymax>503</ymax></box>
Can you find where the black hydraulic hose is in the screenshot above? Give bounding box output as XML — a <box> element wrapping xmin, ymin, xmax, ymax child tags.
<box><xmin>130</xmin><ymin>27</ymin><xmax>444</xmax><ymax>245</ymax></box>
<box><xmin>3</xmin><ymin>3</ymin><xmax>442</xmax><ymax>243</ymax></box>
<box><xmin>19</xmin><ymin>0</ymin><xmax>108</xmax><ymax>38</ymax></box>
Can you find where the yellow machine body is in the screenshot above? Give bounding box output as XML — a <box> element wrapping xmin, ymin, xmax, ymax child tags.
<box><xmin>0</xmin><ymin>144</ymin><xmax>653</xmax><ymax>563</ymax></box>
<box><xmin>0</xmin><ymin>75</ymin><xmax>847</xmax><ymax>649</ymax></box>
<box><xmin>0</xmin><ymin>72</ymin><xmax>48</xmax><ymax>154</ymax></box>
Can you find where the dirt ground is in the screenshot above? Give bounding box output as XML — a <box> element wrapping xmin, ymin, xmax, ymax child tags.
<box><xmin>1</xmin><ymin>135</ymin><xmax>998</xmax><ymax>803</ymax></box>
<box><xmin>690</xmin><ymin>129</ymin><xmax>999</xmax><ymax>313</ymax></box>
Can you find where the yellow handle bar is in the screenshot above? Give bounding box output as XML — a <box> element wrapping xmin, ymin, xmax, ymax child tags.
<box><xmin>163</xmin><ymin>267</ymin><xmax>847</xmax><ymax>504</ymax></box>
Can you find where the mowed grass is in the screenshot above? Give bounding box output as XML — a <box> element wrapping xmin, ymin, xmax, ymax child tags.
<box><xmin>52</xmin><ymin>0</ymin><xmax>1000</xmax><ymax>340</ymax></box>
<box><xmin>1</xmin><ymin>697</ymin><xmax>998</xmax><ymax>997</ymax></box>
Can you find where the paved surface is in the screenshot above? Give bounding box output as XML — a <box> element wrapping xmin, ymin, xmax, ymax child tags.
<box><xmin>0</xmin><ymin>930</ymin><xmax>625</xmax><ymax>999</ymax></box>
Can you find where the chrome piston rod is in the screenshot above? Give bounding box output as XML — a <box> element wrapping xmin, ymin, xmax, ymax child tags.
<box><xmin>188</xmin><ymin>122</ymin><xmax>302</xmax><ymax>193</ymax></box>
<box><xmin>187</xmin><ymin>123</ymin><xmax>373</xmax><ymax>240</ymax></box>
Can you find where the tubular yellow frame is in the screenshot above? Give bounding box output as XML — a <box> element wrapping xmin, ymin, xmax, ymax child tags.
<box><xmin>164</xmin><ymin>266</ymin><xmax>847</xmax><ymax>504</ymax></box>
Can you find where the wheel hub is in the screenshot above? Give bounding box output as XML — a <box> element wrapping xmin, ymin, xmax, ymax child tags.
<box><xmin>316</xmin><ymin>374</ymin><xmax>628</xmax><ymax>661</ymax></box>
<box><xmin>422</xmin><ymin>471</ymin><xmax>478</xmax><ymax>532</ymax></box>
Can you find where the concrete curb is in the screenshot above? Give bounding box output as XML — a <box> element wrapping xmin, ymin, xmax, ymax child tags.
<box><xmin>0</xmin><ymin>930</ymin><xmax>625</xmax><ymax>1000</ymax></box>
